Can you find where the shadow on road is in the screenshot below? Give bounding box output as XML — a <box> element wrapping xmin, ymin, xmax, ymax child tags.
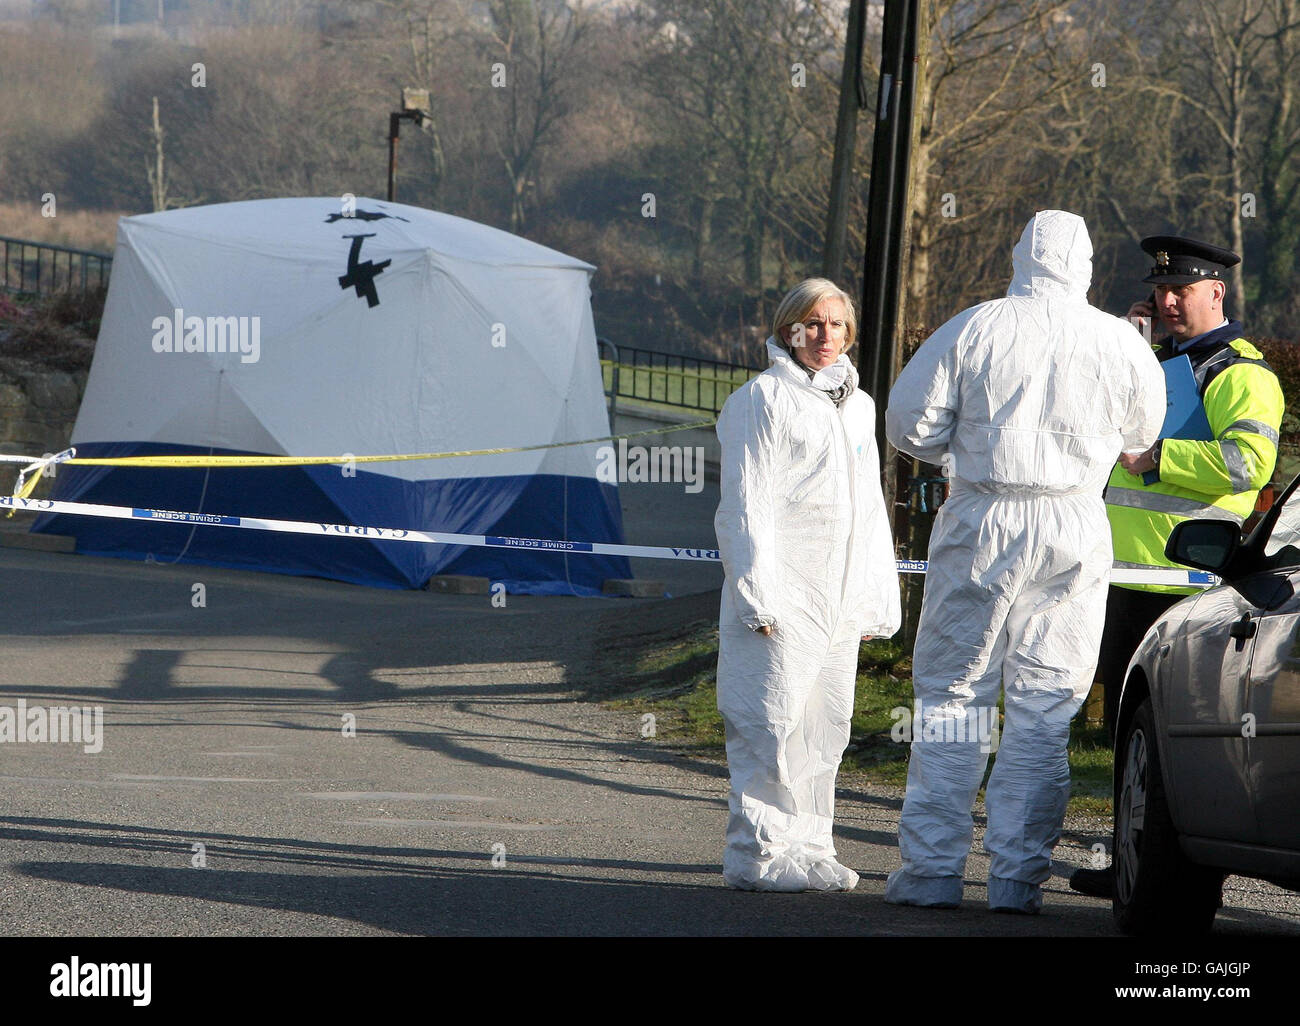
<box><xmin>2</xmin><ymin>815</ymin><xmax>1126</xmax><ymax>937</ymax></box>
<box><xmin>0</xmin><ymin>549</ymin><xmax>736</xmax><ymax>824</ymax></box>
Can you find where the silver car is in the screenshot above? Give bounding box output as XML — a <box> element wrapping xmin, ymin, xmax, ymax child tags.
<box><xmin>1114</xmin><ymin>474</ymin><xmax>1300</xmax><ymax>934</ymax></box>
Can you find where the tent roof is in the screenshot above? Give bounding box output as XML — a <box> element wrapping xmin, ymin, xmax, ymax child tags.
<box><xmin>121</xmin><ymin>197</ymin><xmax>596</xmax><ymax>273</ymax></box>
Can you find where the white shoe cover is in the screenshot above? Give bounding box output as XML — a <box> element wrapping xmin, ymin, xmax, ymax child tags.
<box><xmin>883</xmin><ymin>868</ymin><xmax>963</xmax><ymax>907</ymax></box>
<box><xmin>806</xmin><ymin>858</ymin><xmax>860</xmax><ymax>892</ymax></box>
<box><xmin>725</xmin><ymin>853</ymin><xmax>810</xmax><ymax>892</ymax></box>
<box><xmin>988</xmin><ymin>876</ymin><xmax>1042</xmax><ymax>914</ymax></box>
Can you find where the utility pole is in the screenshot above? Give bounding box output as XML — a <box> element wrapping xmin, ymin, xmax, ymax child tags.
<box><xmin>858</xmin><ymin>0</ymin><xmax>925</xmax><ymax>639</ymax></box>
<box><xmin>859</xmin><ymin>0</ymin><xmax>921</xmax><ymax>474</ymax></box>
<box><xmin>822</xmin><ymin>0</ymin><xmax>870</xmax><ymax>283</ymax></box>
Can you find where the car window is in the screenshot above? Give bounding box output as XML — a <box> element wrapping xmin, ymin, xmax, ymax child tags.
<box><xmin>1264</xmin><ymin>486</ymin><xmax>1300</xmax><ymax>567</ymax></box>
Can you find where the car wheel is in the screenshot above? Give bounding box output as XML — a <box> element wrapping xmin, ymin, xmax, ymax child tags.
<box><xmin>1113</xmin><ymin>697</ymin><xmax>1223</xmax><ymax>935</ymax></box>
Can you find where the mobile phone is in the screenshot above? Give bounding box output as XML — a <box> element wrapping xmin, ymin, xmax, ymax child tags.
<box><xmin>1133</xmin><ymin>291</ymin><xmax>1157</xmax><ymax>341</ymax></box>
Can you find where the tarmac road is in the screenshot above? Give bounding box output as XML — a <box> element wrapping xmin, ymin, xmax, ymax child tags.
<box><xmin>0</xmin><ymin>539</ymin><xmax>1297</xmax><ymax>940</ymax></box>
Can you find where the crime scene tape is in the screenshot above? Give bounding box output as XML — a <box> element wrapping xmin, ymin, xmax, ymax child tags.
<box><xmin>0</xmin><ymin>495</ymin><xmax>1218</xmax><ymax>588</ymax></box>
<box><xmin>6</xmin><ymin>420</ymin><xmax>717</xmax><ymax>469</ymax></box>
<box><xmin>0</xmin><ymin>418</ymin><xmax>719</xmax><ymax>500</ymax></box>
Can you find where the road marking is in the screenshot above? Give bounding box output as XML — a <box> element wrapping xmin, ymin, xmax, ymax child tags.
<box><xmin>111</xmin><ymin>774</ymin><xmax>281</xmax><ymax>783</ymax></box>
<box><xmin>344</xmin><ymin>818</ymin><xmax>560</xmax><ymax>831</ymax></box>
<box><xmin>304</xmin><ymin>791</ymin><xmax>496</xmax><ymax>802</ymax></box>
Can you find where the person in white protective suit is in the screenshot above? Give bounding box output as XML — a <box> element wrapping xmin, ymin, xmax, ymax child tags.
<box><xmin>883</xmin><ymin>210</ymin><xmax>1166</xmax><ymax>913</ymax></box>
<box><xmin>715</xmin><ymin>277</ymin><xmax>901</xmax><ymax>892</ymax></box>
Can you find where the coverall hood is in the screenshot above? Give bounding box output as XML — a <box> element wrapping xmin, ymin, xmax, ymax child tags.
<box><xmin>765</xmin><ymin>336</ymin><xmax>858</xmax><ymax>392</ymax></box>
<box><xmin>1008</xmin><ymin>209</ymin><xmax>1093</xmax><ymax>301</ymax></box>
<box><xmin>884</xmin><ymin>211</ymin><xmax>1166</xmax><ymax>912</ymax></box>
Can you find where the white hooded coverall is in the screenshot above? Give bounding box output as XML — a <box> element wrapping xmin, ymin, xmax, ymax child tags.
<box><xmin>715</xmin><ymin>339</ymin><xmax>901</xmax><ymax>891</ymax></box>
<box><xmin>884</xmin><ymin>210</ymin><xmax>1165</xmax><ymax>912</ymax></box>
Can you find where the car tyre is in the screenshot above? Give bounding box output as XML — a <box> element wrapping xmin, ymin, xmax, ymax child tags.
<box><xmin>1113</xmin><ymin>697</ymin><xmax>1223</xmax><ymax>935</ymax></box>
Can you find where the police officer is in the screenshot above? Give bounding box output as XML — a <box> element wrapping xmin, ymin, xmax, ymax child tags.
<box><xmin>1071</xmin><ymin>235</ymin><xmax>1285</xmax><ymax>899</ymax></box>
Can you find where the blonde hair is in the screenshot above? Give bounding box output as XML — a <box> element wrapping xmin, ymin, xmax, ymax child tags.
<box><xmin>771</xmin><ymin>278</ymin><xmax>857</xmax><ymax>355</ymax></box>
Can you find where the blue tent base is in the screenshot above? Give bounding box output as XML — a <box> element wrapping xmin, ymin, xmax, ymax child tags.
<box><xmin>31</xmin><ymin>442</ymin><xmax>632</xmax><ymax>595</ymax></box>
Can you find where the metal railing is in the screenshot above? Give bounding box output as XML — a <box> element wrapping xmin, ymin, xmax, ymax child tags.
<box><xmin>599</xmin><ymin>344</ymin><xmax>762</xmax><ymax>415</ymax></box>
<box><xmin>597</xmin><ymin>336</ymin><xmax>619</xmax><ymax>425</ymax></box>
<box><xmin>0</xmin><ymin>236</ymin><xmax>113</xmax><ymax>296</ymax></box>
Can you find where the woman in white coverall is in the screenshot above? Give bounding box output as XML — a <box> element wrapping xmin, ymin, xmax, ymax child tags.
<box><xmin>884</xmin><ymin>210</ymin><xmax>1165</xmax><ymax>913</ymax></box>
<box><xmin>715</xmin><ymin>278</ymin><xmax>901</xmax><ymax>892</ymax></box>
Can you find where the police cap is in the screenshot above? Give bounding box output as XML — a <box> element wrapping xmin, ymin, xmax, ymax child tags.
<box><xmin>1141</xmin><ymin>235</ymin><xmax>1240</xmax><ymax>285</ymax></box>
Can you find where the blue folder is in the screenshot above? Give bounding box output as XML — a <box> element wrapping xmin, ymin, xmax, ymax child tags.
<box><xmin>1142</xmin><ymin>354</ymin><xmax>1212</xmax><ymax>484</ymax></box>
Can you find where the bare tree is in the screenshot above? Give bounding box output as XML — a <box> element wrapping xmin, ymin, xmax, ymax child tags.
<box><xmin>146</xmin><ymin>96</ymin><xmax>170</xmax><ymax>211</ymax></box>
<box><xmin>903</xmin><ymin>0</ymin><xmax>1078</xmax><ymax>328</ymax></box>
<box><xmin>1255</xmin><ymin>0</ymin><xmax>1300</xmax><ymax>331</ymax></box>
<box><xmin>1133</xmin><ymin>1</ymin><xmax>1274</xmax><ymax>320</ymax></box>
<box><xmin>374</xmin><ymin>0</ymin><xmax>459</xmax><ymax>204</ymax></box>
<box><xmin>40</xmin><ymin>0</ymin><xmax>101</xmax><ymax>33</ymax></box>
<box><xmin>638</xmin><ymin>0</ymin><xmax>841</xmax><ymax>293</ymax></box>
<box><xmin>1018</xmin><ymin>5</ymin><xmax>1180</xmax><ymax>304</ymax></box>
<box><xmin>157</xmin><ymin>28</ymin><xmax>388</xmax><ymax>203</ymax></box>
<box><xmin>475</xmin><ymin>0</ymin><xmax>593</xmax><ymax>233</ymax></box>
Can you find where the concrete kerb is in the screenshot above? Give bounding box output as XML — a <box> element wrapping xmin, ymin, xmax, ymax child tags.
<box><xmin>0</xmin><ymin>508</ymin><xmax>74</xmax><ymax>552</ymax></box>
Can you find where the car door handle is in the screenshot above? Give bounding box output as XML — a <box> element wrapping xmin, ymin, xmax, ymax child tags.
<box><xmin>1230</xmin><ymin>614</ymin><xmax>1257</xmax><ymax>651</ymax></box>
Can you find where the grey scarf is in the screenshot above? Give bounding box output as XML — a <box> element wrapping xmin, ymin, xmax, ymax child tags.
<box><xmin>799</xmin><ymin>361</ymin><xmax>854</xmax><ymax>408</ymax></box>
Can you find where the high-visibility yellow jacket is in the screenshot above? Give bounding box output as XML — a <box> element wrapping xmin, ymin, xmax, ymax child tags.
<box><xmin>1105</xmin><ymin>320</ymin><xmax>1285</xmax><ymax>594</ymax></box>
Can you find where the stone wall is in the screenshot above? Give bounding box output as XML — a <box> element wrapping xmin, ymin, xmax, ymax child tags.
<box><xmin>0</xmin><ymin>355</ymin><xmax>86</xmax><ymax>461</ymax></box>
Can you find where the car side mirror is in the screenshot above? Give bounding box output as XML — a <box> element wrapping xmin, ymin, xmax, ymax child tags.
<box><xmin>1166</xmin><ymin>519</ymin><xmax>1240</xmax><ymax>573</ymax></box>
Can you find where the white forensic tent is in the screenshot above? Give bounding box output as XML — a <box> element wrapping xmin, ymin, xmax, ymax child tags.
<box><xmin>35</xmin><ymin>197</ymin><xmax>630</xmax><ymax>593</ymax></box>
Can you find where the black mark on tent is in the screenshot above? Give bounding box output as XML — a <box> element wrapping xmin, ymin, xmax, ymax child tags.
<box><xmin>324</xmin><ymin>209</ymin><xmax>410</xmax><ymax>223</ymax></box>
<box><xmin>338</xmin><ymin>234</ymin><xmax>390</xmax><ymax>308</ymax></box>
